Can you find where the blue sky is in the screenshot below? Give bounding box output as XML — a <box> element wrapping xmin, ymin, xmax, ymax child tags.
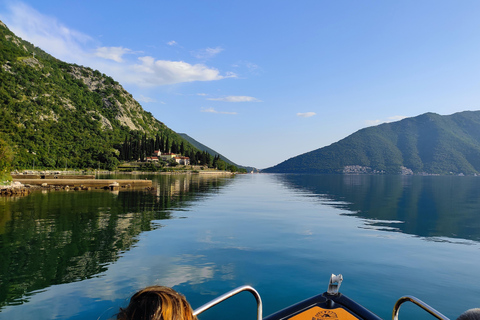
<box><xmin>1</xmin><ymin>1</ymin><xmax>480</xmax><ymax>169</ymax></box>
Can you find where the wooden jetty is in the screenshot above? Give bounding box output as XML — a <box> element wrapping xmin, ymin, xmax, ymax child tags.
<box><xmin>12</xmin><ymin>178</ymin><xmax>152</xmax><ymax>188</ymax></box>
<box><xmin>11</xmin><ymin>174</ymin><xmax>95</xmax><ymax>180</ymax></box>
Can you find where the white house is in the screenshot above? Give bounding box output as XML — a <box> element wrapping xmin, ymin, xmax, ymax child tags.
<box><xmin>174</xmin><ymin>156</ymin><xmax>190</xmax><ymax>165</ymax></box>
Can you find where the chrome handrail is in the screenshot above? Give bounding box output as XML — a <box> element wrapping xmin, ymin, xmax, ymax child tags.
<box><xmin>193</xmin><ymin>285</ymin><xmax>263</xmax><ymax>320</ymax></box>
<box><xmin>392</xmin><ymin>296</ymin><xmax>450</xmax><ymax>320</ymax></box>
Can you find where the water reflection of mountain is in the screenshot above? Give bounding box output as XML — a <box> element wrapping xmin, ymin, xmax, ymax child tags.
<box><xmin>0</xmin><ymin>174</ymin><xmax>233</xmax><ymax>309</ymax></box>
<box><xmin>275</xmin><ymin>174</ymin><xmax>480</xmax><ymax>243</ymax></box>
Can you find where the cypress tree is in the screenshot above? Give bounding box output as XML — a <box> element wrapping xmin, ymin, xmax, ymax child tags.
<box><xmin>149</xmin><ymin>138</ymin><xmax>154</xmax><ymax>155</ymax></box>
<box><xmin>160</xmin><ymin>135</ymin><xmax>165</xmax><ymax>153</ymax></box>
<box><xmin>171</xmin><ymin>141</ymin><xmax>178</xmax><ymax>154</ymax></box>
<box><xmin>155</xmin><ymin>134</ymin><xmax>160</xmax><ymax>150</ymax></box>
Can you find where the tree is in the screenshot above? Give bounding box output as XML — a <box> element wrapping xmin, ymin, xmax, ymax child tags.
<box><xmin>155</xmin><ymin>134</ymin><xmax>160</xmax><ymax>150</ymax></box>
<box><xmin>217</xmin><ymin>160</ymin><xmax>226</xmax><ymax>171</ymax></box>
<box><xmin>180</xmin><ymin>142</ymin><xmax>185</xmax><ymax>155</ymax></box>
<box><xmin>0</xmin><ymin>138</ymin><xmax>13</xmax><ymax>181</ymax></box>
<box><xmin>171</xmin><ymin>141</ymin><xmax>178</xmax><ymax>154</ymax></box>
<box><xmin>212</xmin><ymin>154</ymin><xmax>219</xmax><ymax>168</ymax></box>
<box><xmin>160</xmin><ymin>135</ymin><xmax>165</xmax><ymax>153</ymax></box>
<box><xmin>169</xmin><ymin>158</ymin><xmax>178</xmax><ymax>167</ymax></box>
<box><xmin>165</xmin><ymin>137</ymin><xmax>170</xmax><ymax>153</ymax></box>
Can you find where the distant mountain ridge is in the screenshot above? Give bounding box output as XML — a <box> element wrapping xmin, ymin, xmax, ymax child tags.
<box><xmin>178</xmin><ymin>133</ymin><xmax>256</xmax><ymax>172</ymax></box>
<box><xmin>263</xmin><ymin>111</ymin><xmax>480</xmax><ymax>175</ymax></box>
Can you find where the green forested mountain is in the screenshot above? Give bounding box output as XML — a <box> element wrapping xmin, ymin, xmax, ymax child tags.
<box><xmin>263</xmin><ymin>111</ymin><xmax>480</xmax><ymax>175</ymax></box>
<box><xmin>0</xmin><ymin>20</ymin><xmax>199</xmax><ymax>171</ymax></box>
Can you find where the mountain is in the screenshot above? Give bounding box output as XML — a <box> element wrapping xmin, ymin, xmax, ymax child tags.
<box><xmin>263</xmin><ymin>111</ymin><xmax>480</xmax><ymax>175</ymax></box>
<box><xmin>178</xmin><ymin>133</ymin><xmax>257</xmax><ymax>172</ymax></box>
<box><xmin>0</xmin><ymin>20</ymin><xmax>197</xmax><ymax>170</ymax></box>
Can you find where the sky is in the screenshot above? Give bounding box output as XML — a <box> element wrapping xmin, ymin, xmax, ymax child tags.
<box><xmin>1</xmin><ymin>1</ymin><xmax>480</xmax><ymax>169</ymax></box>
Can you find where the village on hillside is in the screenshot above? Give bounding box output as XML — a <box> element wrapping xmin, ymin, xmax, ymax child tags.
<box><xmin>118</xmin><ymin>148</ymin><xmax>245</xmax><ymax>173</ymax></box>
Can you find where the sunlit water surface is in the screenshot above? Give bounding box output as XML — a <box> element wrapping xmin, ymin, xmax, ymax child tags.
<box><xmin>1</xmin><ymin>174</ymin><xmax>479</xmax><ymax>320</ymax></box>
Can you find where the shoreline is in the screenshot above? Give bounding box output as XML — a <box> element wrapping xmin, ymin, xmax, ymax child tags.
<box><xmin>1</xmin><ymin>179</ymin><xmax>154</xmax><ymax>196</ymax></box>
<box><xmin>11</xmin><ymin>169</ymin><xmax>237</xmax><ymax>176</ymax></box>
<box><xmin>1</xmin><ymin>170</ymin><xmax>236</xmax><ymax>197</ymax></box>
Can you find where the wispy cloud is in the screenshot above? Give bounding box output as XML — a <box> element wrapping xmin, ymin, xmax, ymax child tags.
<box><xmin>0</xmin><ymin>2</ymin><xmax>92</xmax><ymax>64</ymax></box>
<box><xmin>136</xmin><ymin>95</ymin><xmax>157</xmax><ymax>103</ymax></box>
<box><xmin>94</xmin><ymin>46</ymin><xmax>132</xmax><ymax>62</ymax></box>
<box><xmin>167</xmin><ymin>40</ymin><xmax>178</xmax><ymax>46</ymax></box>
<box><xmin>0</xmin><ymin>2</ymin><xmax>233</xmax><ymax>87</ymax></box>
<box><xmin>365</xmin><ymin>115</ymin><xmax>407</xmax><ymax>126</ymax></box>
<box><xmin>297</xmin><ymin>112</ymin><xmax>316</xmax><ymax>118</ymax></box>
<box><xmin>208</xmin><ymin>96</ymin><xmax>261</xmax><ymax>102</ymax></box>
<box><xmin>201</xmin><ymin>107</ymin><xmax>237</xmax><ymax>115</ymax></box>
<box><xmin>192</xmin><ymin>47</ymin><xmax>224</xmax><ymax>59</ymax></box>
<box><xmin>232</xmin><ymin>60</ymin><xmax>262</xmax><ymax>76</ymax></box>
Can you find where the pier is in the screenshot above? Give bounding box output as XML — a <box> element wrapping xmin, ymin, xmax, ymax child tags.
<box><xmin>12</xmin><ymin>178</ymin><xmax>152</xmax><ymax>188</ymax></box>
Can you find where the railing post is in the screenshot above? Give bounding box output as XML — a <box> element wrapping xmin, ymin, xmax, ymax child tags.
<box><xmin>193</xmin><ymin>285</ymin><xmax>263</xmax><ymax>320</ymax></box>
<box><xmin>392</xmin><ymin>296</ymin><xmax>449</xmax><ymax>320</ymax></box>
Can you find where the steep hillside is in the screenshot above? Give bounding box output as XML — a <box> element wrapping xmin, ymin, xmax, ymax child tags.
<box><xmin>0</xmin><ymin>20</ymin><xmax>194</xmax><ymax>170</ymax></box>
<box><xmin>263</xmin><ymin>111</ymin><xmax>480</xmax><ymax>175</ymax></box>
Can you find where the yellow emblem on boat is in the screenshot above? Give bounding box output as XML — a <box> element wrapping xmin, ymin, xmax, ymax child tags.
<box><xmin>289</xmin><ymin>306</ymin><xmax>359</xmax><ymax>320</ymax></box>
<box><xmin>313</xmin><ymin>310</ymin><xmax>338</xmax><ymax>319</ymax></box>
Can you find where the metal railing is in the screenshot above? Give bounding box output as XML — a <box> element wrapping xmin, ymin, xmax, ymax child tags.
<box><xmin>392</xmin><ymin>296</ymin><xmax>450</xmax><ymax>320</ymax></box>
<box><xmin>193</xmin><ymin>285</ymin><xmax>263</xmax><ymax>320</ymax></box>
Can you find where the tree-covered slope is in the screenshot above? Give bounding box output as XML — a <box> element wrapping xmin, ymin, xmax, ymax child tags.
<box><xmin>178</xmin><ymin>133</ymin><xmax>256</xmax><ymax>172</ymax></box>
<box><xmin>178</xmin><ymin>133</ymin><xmax>237</xmax><ymax>165</ymax></box>
<box><xmin>0</xmin><ymin>20</ymin><xmax>195</xmax><ymax>170</ymax></box>
<box><xmin>263</xmin><ymin>111</ymin><xmax>480</xmax><ymax>175</ymax></box>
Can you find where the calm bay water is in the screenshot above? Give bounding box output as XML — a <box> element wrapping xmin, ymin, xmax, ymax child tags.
<box><xmin>1</xmin><ymin>174</ymin><xmax>479</xmax><ymax>319</ymax></box>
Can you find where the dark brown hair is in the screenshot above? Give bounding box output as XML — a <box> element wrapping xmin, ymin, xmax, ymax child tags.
<box><xmin>117</xmin><ymin>286</ymin><xmax>197</xmax><ymax>320</ymax></box>
<box><xmin>457</xmin><ymin>309</ymin><xmax>480</xmax><ymax>320</ymax></box>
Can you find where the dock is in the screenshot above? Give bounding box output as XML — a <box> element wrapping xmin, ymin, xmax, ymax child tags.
<box><xmin>11</xmin><ymin>174</ymin><xmax>95</xmax><ymax>180</ymax></box>
<box><xmin>12</xmin><ymin>178</ymin><xmax>152</xmax><ymax>188</ymax></box>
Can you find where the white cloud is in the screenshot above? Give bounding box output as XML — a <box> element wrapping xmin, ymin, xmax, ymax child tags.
<box><xmin>0</xmin><ymin>3</ymin><xmax>233</xmax><ymax>88</ymax></box>
<box><xmin>208</xmin><ymin>96</ymin><xmax>261</xmax><ymax>102</ymax></box>
<box><xmin>128</xmin><ymin>57</ymin><xmax>232</xmax><ymax>86</ymax></box>
<box><xmin>136</xmin><ymin>95</ymin><xmax>157</xmax><ymax>103</ymax></box>
<box><xmin>365</xmin><ymin>119</ymin><xmax>382</xmax><ymax>126</ymax></box>
<box><xmin>387</xmin><ymin>115</ymin><xmax>407</xmax><ymax>122</ymax></box>
<box><xmin>94</xmin><ymin>46</ymin><xmax>131</xmax><ymax>62</ymax></box>
<box><xmin>232</xmin><ymin>60</ymin><xmax>262</xmax><ymax>75</ymax></box>
<box><xmin>201</xmin><ymin>107</ymin><xmax>237</xmax><ymax>115</ymax></box>
<box><xmin>297</xmin><ymin>112</ymin><xmax>316</xmax><ymax>118</ymax></box>
<box><xmin>245</xmin><ymin>62</ymin><xmax>260</xmax><ymax>73</ymax></box>
<box><xmin>192</xmin><ymin>46</ymin><xmax>224</xmax><ymax>59</ymax></box>
<box><xmin>365</xmin><ymin>115</ymin><xmax>407</xmax><ymax>126</ymax></box>
<box><xmin>167</xmin><ymin>40</ymin><xmax>177</xmax><ymax>46</ymax></box>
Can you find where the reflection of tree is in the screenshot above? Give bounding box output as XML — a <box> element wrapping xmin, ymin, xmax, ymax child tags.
<box><xmin>0</xmin><ymin>174</ymin><xmax>233</xmax><ymax>309</ymax></box>
<box><xmin>276</xmin><ymin>174</ymin><xmax>480</xmax><ymax>242</ymax></box>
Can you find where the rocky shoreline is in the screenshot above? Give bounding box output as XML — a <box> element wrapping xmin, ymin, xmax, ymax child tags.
<box><xmin>1</xmin><ymin>181</ymin><xmax>32</xmax><ymax>196</ymax></box>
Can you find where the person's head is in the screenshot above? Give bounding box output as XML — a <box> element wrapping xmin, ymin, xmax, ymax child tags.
<box><xmin>117</xmin><ymin>286</ymin><xmax>197</xmax><ymax>320</ymax></box>
<box><xmin>457</xmin><ymin>308</ymin><xmax>480</xmax><ymax>320</ymax></box>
